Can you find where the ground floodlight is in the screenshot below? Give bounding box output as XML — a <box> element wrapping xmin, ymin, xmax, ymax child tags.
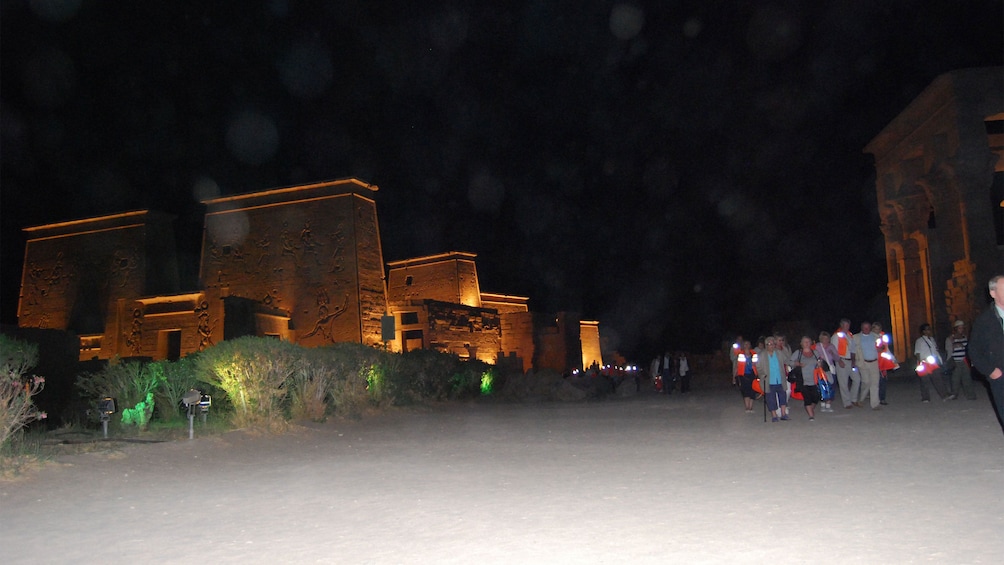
<box><xmin>98</xmin><ymin>397</ymin><xmax>116</xmax><ymax>438</ymax></box>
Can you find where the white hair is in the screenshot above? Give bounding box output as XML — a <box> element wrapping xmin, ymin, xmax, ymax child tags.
<box><xmin>991</xmin><ymin>275</ymin><xmax>1004</xmax><ymax>292</ymax></box>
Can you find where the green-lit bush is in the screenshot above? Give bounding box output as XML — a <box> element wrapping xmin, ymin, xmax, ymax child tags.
<box><xmin>479</xmin><ymin>368</ymin><xmax>495</xmax><ymax>395</ymax></box>
<box><xmin>320</xmin><ymin>343</ymin><xmax>400</xmax><ymax>413</ymax></box>
<box><xmin>396</xmin><ymin>349</ymin><xmax>492</xmax><ymax>401</ymax></box>
<box><xmin>194</xmin><ymin>337</ymin><xmax>303</xmax><ymax>431</ymax></box>
<box><xmin>77</xmin><ymin>358</ymin><xmax>163</xmax><ymax>431</ymax></box>
<box><xmin>151</xmin><ymin>355</ymin><xmax>204</xmax><ymax>422</ymax></box>
<box><xmin>1</xmin><ymin>335</ymin><xmax>47</xmax><ymax>449</ymax></box>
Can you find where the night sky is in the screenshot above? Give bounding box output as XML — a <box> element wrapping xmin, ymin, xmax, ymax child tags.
<box><xmin>2</xmin><ymin>1</ymin><xmax>1002</xmax><ymax>360</ymax></box>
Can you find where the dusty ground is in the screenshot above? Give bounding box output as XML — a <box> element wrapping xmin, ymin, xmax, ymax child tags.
<box><xmin>2</xmin><ymin>376</ymin><xmax>1002</xmax><ymax>564</ymax></box>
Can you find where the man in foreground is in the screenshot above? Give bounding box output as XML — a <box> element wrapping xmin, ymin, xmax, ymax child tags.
<box><xmin>968</xmin><ymin>274</ymin><xmax>1004</xmax><ymax>430</ymax></box>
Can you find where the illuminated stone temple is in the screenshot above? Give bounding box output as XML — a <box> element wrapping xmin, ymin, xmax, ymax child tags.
<box><xmin>17</xmin><ymin>178</ymin><xmax>602</xmax><ymax>373</ymax></box>
<box><xmin>865</xmin><ymin>67</ymin><xmax>1004</xmax><ymax>362</ymax></box>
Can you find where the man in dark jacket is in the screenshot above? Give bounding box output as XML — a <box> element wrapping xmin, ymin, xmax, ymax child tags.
<box><xmin>968</xmin><ymin>275</ymin><xmax>1004</xmax><ymax>429</ymax></box>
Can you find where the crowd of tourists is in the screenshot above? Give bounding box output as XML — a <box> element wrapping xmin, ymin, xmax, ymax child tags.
<box><xmin>729</xmin><ymin>273</ymin><xmax>1004</xmax><ymax>431</ymax></box>
<box><xmin>729</xmin><ymin>322</ymin><xmax>903</xmax><ymax>422</ymax></box>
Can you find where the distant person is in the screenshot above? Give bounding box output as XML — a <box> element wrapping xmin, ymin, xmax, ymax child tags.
<box><xmin>733</xmin><ymin>340</ymin><xmax>758</xmax><ymax>413</ymax></box>
<box><xmin>814</xmin><ymin>331</ymin><xmax>838</xmax><ymax>412</ymax></box>
<box><xmin>914</xmin><ymin>322</ymin><xmax>952</xmax><ymax>402</ymax></box>
<box><xmin>968</xmin><ymin>275</ymin><xmax>1004</xmax><ymax>429</ymax></box>
<box><xmin>677</xmin><ymin>352</ymin><xmax>691</xmax><ymax>393</ymax></box>
<box><xmin>853</xmin><ymin>321</ymin><xmax>881</xmax><ymax>409</ymax></box>
<box><xmin>945</xmin><ymin>320</ymin><xmax>977</xmax><ymax>400</ymax></box>
<box><xmin>650</xmin><ymin>356</ymin><xmax>661</xmax><ymax>392</ymax></box>
<box><xmin>661</xmin><ymin>351</ymin><xmax>674</xmax><ymax>395</ymax></box>
<box><xmin>757</xmin><ymin>336</ymin><xmax>791</xmax><ymax>422</ymax></box>
<box><xmin>832</xmin><ymin>318</ymin><xmax>859</xmax><ymax>409</ymax></box>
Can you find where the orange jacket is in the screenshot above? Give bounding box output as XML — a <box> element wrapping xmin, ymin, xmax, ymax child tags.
<box><xmin>834</xmin><ymin>330</ymin><xmax>852</xmax><ymax>357</ymax></box>
<box><xmin>735</xmin><ymin>351</ymin><xmax>759</xmax><ymax>376</ymax></box>
<box><xmin>876</xmin><ymin>333</ymin><xmax>899</xmax><ymax>372</ymax></box>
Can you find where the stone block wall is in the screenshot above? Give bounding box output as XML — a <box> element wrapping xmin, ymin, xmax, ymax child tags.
<box><xmin>200</xmin><ymin>180</ymin><xmax>383</xmax><ymax>349</ymax></box>
<box><xmin>19</xmin><ymin>210</ymin><xmax>179</xmax><ymax>359</ymax></box>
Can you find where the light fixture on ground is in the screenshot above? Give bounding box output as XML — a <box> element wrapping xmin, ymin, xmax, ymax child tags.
<box><xmin>182</xmin><ymin>389</ymin><xmax>211</xmax><ymax>439</ymax></box>
<box><xmin>97</xmin><ymin>397</ymin><xmax>115</xmax><ymax>439</ymax></box>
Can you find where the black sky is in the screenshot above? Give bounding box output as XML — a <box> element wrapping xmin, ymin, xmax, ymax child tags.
<box><xmin>2</xmin><ymin>0</ymin><xmax>1002</xmax><ymax>360</ymax></box>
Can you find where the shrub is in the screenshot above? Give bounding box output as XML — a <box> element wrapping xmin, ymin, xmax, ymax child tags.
<box><xmin>152</xmin><ymin>355</ymin><xmax>204</xmax><ymax>422</ymax></box>
<box><xmin>194</xmin><ymin>337</ymin><xmax>304</xmax><ymax>431</ymax></box>
<box><xmin>76</xmin><ymin>358</ymin><xmax>163</xmax><ymax>431</ymax></box>
<box><xmin>480</xmin><ymin>368</ymin><xmax>496</xmax><ymax>395</ymax></box>
<box><xmin>328</xmin><ymin>365</ymin><xmax>370</xmax><ymax>418</ymax></box>
<box><xmin>396</xmin><ymin>349</ymin><xmax>492</xmax><ymax>401</ymax></box>
<box><xmin>319</xmin><ymin>343</ymin><xmax>400</xmax><ymax>410</ymax></box>
<box><xmin>288</xmin><ymin>349</ymin><xmax>336</xmax><ymax>422</ymax></box>
<box><xmin>1</xmin><ymin>335</ymin><xmax>47</xmax><ymax>448</ymax></box>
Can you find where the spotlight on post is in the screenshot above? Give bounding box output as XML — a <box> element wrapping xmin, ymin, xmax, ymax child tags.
<box><xmin>98</xmin><ymin>397</ymin><xmax>116</xmax><ymax>438</ymax></box>
<box><xmin>181</xmin><ymin>389</ymin><xmax>210</xmax><ymax>439</ymax></box>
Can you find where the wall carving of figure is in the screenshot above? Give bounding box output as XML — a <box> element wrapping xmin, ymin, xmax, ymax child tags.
<box><xmin>125</xmin><ymin>307</ymin><xmax>144</xmax><ymax>355</ymax></box>
<box><xmin>254</xmin><ymin>228</ymin><xmax>271</xmax><ymax>269</ymax></box>
<box><xmin>111</xmin><ymin>248</ymin><xmax>139</xmax><ymax>288</ymax></box>
<box><xmin>327</xmin><ymin>225</ymin><xmax>346</xmax><ymax>273</ymax></box>
<box><xmin>22</xmin><ymin>252</ymin><xmax>74</xmax><ymax>311</ymax></box>
<box><xmin>194</xmin><ymin>300</ymin><xmax>215</xmax><ymax>351</ymax></box>
<box><xmin>46</xmin><ymin>251</ymin><xmax>70</xmax><ymax>288</ymax></box>
<box><xmin>280</xmin><ymin>222</ymin><xmax>300</xmax><ymax>268</ymax></box>
<box><xmin>23</xmin><ymin>262</ymin><xmax>46</xmax><ymax>307</ymax></box>
<box><xmin>299</xmin><ymin>220</ymin><xmax>322</xmax><ymax>265</ymax></box>
<box><xmin>228</xmin><ymin>243</ymin><xmax>248</xmax><ymax>273</ymax></box>
<box><xmin>300</xmin><ymin>288</ymin><xmax>349</xmax><ymax>342</ymax></box>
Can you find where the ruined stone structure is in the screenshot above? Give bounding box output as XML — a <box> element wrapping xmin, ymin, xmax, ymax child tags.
<box><xmin>865</xmin><ymin>67</ymin><xmax>1004</xmax><ymax>361</ymax></box>
<box><xmin>18</xmin><ymin>179</ymin><xmax>603</xmax><ymax>372</ymax></box>
<box><xmin>385</xmin><ymin>251</ymin><xmax>602</xmax><ymax>372</ymax></box>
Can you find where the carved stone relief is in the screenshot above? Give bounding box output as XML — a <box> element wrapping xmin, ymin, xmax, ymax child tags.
<box><xmin>194</xmin><ymin>300</ymin><xmax>215</xmax><ymax>351</ymax></box>
<box><xmin>125</xmin><ymin>307</ymin><xmax>144</xmax><ymax>356</ymax></box>
<box><xmin>300</xmin><ymin>287</ymin><xmax>349</xmax><ymax>342</ymax></box>
<box><xmin>110</xmin><ymin>248</ymin><xmax>140</xmax><ymax>288</ymax></box>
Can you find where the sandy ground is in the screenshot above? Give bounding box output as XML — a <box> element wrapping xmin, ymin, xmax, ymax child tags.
<box><xmin>2</xmin><ymin>376</ymin><xmax>1002</xmax><ymax>564</ymax></box>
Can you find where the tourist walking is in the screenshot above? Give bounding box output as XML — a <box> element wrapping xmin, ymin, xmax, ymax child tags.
<box><xmin>791</xmin><ymin>336</ymin><xmax>823</xmax><ymax>420</ymax></box>
<box><xmin>677</xmin><ymin>352</ymin><xmax>691</xmax><ymax>393</ymax></box>
<box><xmin>757</xmin><ymin>336</ymin><xmax>790</xmax><ymax>422</ymax></box>
<box><xmin>832</xmin><ymin>319</ymin><xmax>859</xmax><ymax>409</ymax></box>
<box><xmin>650</xmin><ymin>356</ymin><xmax>661</xmax><ymax>392</ymax></box>
<box><xmin>945</xmin><ymin>320</ymin><xmax>977</xmax><ymax>400</ymax></box>
<box><xmin>814</xmin><ymin>331</ymin><xmax>838</xmax><ymax>412</ymax></box>
<box><xmin>661</xmin><ymin>351</ymin><xmax>674</xmax><ymax>395</ymax></box>
<box><xmin>854</xmin><ymin>321</ymin><xmax>881</xmax><ymax>409</ymax></box>
<box><xmin>775</xmin><ymin>334</ymin><xmax>793</xmax><ymax>399</ymax></box>
<box><xmin>733</xmin><ymin>340</ymin><xmax>758</xmax><ymax>413</ymax></box>
<box><xmin>730</xmin><ymin>336</ymin><xmax>743</xmax><ymax>379</ymax></box>
<box><xmin>874</xmin><ymin>322</ymin><xmax>897</xmax><ymax>405</ymax></box>
<box><xmin>914</xmin><ymin>323</ymin><xmax>952</xmax><ymax>402</ymax></box>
